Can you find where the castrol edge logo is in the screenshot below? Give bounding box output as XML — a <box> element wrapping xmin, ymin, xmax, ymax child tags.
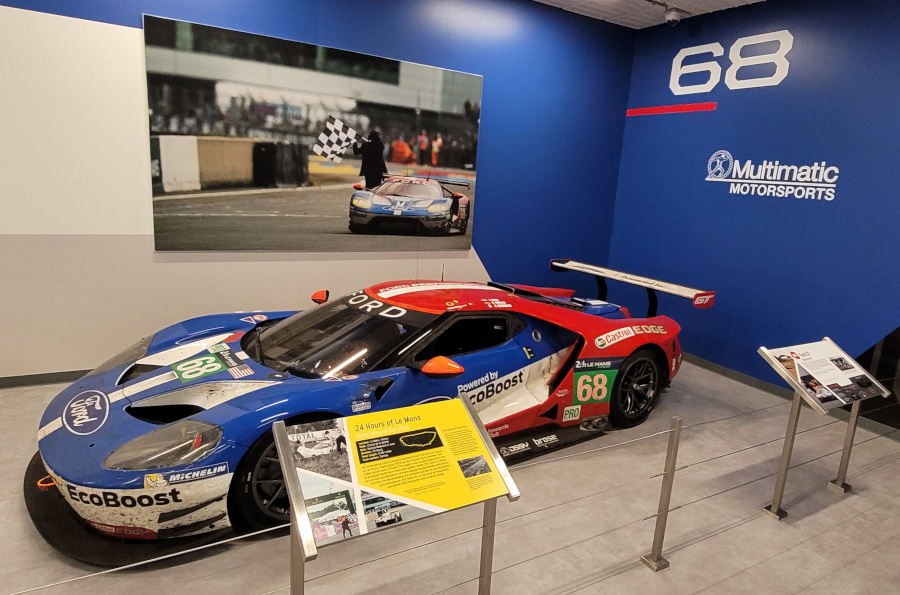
<box><xmin>595</xmin><ymin>328</ymin><xmax>635</xmax><ymax>349</ymax></box>
<box><xmin>596</xmin><ymin>325</ymin><xmax>668</xmax><ymax>349</ymax></box>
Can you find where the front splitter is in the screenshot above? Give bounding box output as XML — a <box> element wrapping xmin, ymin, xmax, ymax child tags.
<box><xmin>23</xmin><ymin>451</ymin><xmax>240</xmax><ymax>567</ymax></box>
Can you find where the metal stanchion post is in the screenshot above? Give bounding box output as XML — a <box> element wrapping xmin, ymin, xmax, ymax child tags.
<box><xmin>478</xmin><ymin>497</ymin><xmax>499</xmax><ymax>595</ymax></box>
<box><xmin>829</xmin><ymin>400</ymin><xmax>861</xmax><ymax>493</ymax></box>
<box><xmin>763</xmin><ymin>391</ymin><xmax>803</xmax><ymax>520</ymax></box>
<box><xmin>641</xmin><ymin>416</ymin><xmax>683</xmax><ymax>572</ymax></box>
<box><xmin>273</xmin><ymin>421</ymin><xmax>318</xmax><ymax>595</ymax></box>
<box><xmin>290</xmin><ymin>521</ymin><xmax>305</xmax><ymax>595</ymax></box>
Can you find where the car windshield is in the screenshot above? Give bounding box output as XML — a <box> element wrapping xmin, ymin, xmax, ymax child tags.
<box><xmin>375</xmin><ymin>180</ymin><xmax>440</xmax><ymax>199</ymax></box>
<box><xmin>251</xmin><ymin>293</ymin><xmax>437</xmax><ymax>378</ymax></box>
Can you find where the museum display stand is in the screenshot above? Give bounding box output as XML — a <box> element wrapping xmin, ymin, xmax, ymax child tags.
<box><xmin>273</xmin><ymin>396</ymin><xmax>520</xmax><ymax>595</ymax></box>
<box><xmin>758</xmin><ymin>337</ymin><xmax>890</xmax><ymax>520</ymax></box>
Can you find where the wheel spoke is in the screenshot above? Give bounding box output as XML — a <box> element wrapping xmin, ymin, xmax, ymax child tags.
<box><xmin>265</xmin><ymin>484</ymin><xmax>285</xmax><ymax>510</ymax></box>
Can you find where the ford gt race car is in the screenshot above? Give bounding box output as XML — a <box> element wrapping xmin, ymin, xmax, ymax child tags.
<box><xmin>32</xmin><ymin>260</ymin><xmax>713</xmax><ymax>543</ymax></box>
<box><xmin>348</xmin><ymin>175</ymin><xmax>470</xmax><ymax>235</ymax></box>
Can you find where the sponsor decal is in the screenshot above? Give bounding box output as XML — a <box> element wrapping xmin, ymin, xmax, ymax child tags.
<box><xmin>458</xmin><ymin>371</ymin><xmax>499</xmax><ymax>393</ymax></box>
<box><xmin>464</xmin><ymin>370</ymin><xmax>526</xmax><ymax>405</ymax></box>
<box><xmin>595</xmin><ymin>328</ymin><xmax>635</xmax><ymax>349</ymax></box>
<box><xmin>253</xmin><ymin>314</ymin><xmax>268</xmax><ymax>321</ymax></box>
<box><xmin>563</xmin><ymin>405</ymin><xmax>582</xmax><ymax>421</ymax></box>
<box><xmin>481</xmin><ymin>298</ymin><xmax>512</xmax><ymax>308</ymax></box>
<box><xmin>523</xmin><ymin>346</ymin><xmax>535</xmax><ymax>359</ymax></box>
<box><xmin>487</xmin><ymin>423</ymin><xmax>509</xmax><ymax>438</ymax></box>
<box><xmin>706</xmin><ymin>150</ymin><xmax>839</xmax><ymax>201</ymax></box>
<box><xmin>201</xmin><ymin>346</ymin><xmax>256</xmax><ymax>380</ymax></box>
<box><xmin>631</xmin><ymin>325</ymin><xmax>667</xmax><ymax>335</ymax></box>
<box><xmin>499</xmin><ymin>442</ymin><xmax>530</xmax><ymax>457</ymax></box>
<box><xmin>66</xmin><ymin>484</ymin><xmax>182</xmax><ymax>508</ymax></box>
<box><xmin>351</xmin><ymin>400</ymin><xmax>372</xmax><ymax>413</ymax></box>
<box><xmin>574</xmin><ymin>358</ymin><xmax>621</xmax><ymax>405</ymax></box>
<box><xmin>532</xmin><ymin>434</ymin><xmax>559</xmax><ymax>447</ymax></box>
<box><xmin>240</xmin><ymin>316</ymin><xmax>256</xmax><ymax>324</ymax></box>
<box><xmin>143</xmin><ymin>463</ymin><xmax>229</xmax><ymax>488</ymax></box>
<box><xmin>86</xmin><ymin>521</ymin><xmax>157</xmax><ymax>539</ymax></box>
<box><xmin>62</xmin><ymin>390</ymin><xmax>109</xmax><ymax>436</ymax></box>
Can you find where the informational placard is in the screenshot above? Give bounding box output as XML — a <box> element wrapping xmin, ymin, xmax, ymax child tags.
<box><xmin>283</xmin><ymin>398</ymin><xmax>510</xmax><ymax>547</ymax></box>
<box><xmin>760</xmin><ymin>338</ymin><xmax>889</xmax><ymax>415</ymax></box>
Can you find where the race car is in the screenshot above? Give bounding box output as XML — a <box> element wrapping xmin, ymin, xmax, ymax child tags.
<box><xmin>295</xmin><ymin>441</ymin><xmax>335</xmax><ymax>458</ymax></box>
<box><xmin>374</xmin><ymin>507</ymin><xmax>403</xmax><ymax>527</ymax></box>
<box><xmin>348</xmin><ymin>175</ymin><xmax>470</xmax><ymax>235</ymax></box>
<box><xmin>32</xmin><ymin>260</ymin><xmax>713</xmax><ymax>542</ymax></box>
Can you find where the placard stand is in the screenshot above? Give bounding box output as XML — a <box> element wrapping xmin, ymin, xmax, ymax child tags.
<box><xmin>273</xmin><ymin>396</ymin><xmax>519</xmax><ymax>595</ymax></box>
<box><xmin>759</xmin><ymin>337</ymin><xmax>889</xmax><ymax>520</ymax></box>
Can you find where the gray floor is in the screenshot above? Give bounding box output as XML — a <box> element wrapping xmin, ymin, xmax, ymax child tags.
<box><xmin>5</xmin><ymin>363</ymin><xmax>900</xmax><ymax>595</ymax></box>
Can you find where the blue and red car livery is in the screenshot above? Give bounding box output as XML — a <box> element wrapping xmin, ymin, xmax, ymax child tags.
<box><xmin>33</xmin><ymin>260</ymin><xmax>713</xmax><ymax>541</ymax></box>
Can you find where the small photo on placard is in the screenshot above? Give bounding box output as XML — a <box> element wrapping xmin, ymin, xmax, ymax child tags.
<box><xmin>287</xmin><ymin>419</ymin><xmax>350</xmax><ymax>483</ymax></box>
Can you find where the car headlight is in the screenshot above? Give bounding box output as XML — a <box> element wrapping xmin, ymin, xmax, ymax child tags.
<box><xmin>103</xmin><ymin>420</ymin><xmax>223</xmax><ymax>470</ymax></box>
<box><xmin>86</xmin><ymin>335</ymin><xmax>155</xmax><ymax>377</ymax></box>
<box><xmin>428</xmin><ymin>202</ymin><xmax>450</xmax><ymax>213</ymax></box>
<box><xmin>372</xmin><ymin>195</ymin><xmax>391</xmax><ymax>205</ymax></box>
<box><xmin>352</xmin><ymin>196</ymin><xmax>372</xmax><ymax>209</ymax></box>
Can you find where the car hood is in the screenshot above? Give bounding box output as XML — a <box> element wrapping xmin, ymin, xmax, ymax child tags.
<box><xmin>36</xmin><ymin>311</ymin><xmax>299</xmax><ymax>485</ymax></box>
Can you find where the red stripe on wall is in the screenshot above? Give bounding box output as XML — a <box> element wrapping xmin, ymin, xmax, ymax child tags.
<box><xmin>626</xmin><ymin>102</ymin><xmax>717</xmax><ymax>116</ymax></box>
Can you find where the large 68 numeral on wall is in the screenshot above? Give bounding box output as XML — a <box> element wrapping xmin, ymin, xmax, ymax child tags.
<box><xmin>669</xmin><ymin>30</ymin><xmax>793</xmax><ymax>95</ymax></box>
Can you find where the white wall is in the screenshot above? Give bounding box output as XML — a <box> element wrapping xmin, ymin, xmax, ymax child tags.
<box><xmin>0</xmin><ymin>6</ymin><xmax>488</xmax><ymax>377</ymax></box>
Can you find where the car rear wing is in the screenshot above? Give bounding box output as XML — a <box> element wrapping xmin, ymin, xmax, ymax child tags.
<box><xmin>550</xmin><ymin>259</ymin><xmax>715</xmax><ymax>317</ymax></box>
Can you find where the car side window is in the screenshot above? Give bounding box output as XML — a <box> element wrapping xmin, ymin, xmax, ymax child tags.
<box><xmin>416</xmin><ymin>316</ymin><xmax>509</xmax><ymax>361</ymax></box>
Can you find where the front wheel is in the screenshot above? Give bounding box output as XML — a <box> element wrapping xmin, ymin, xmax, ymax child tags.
<box><xmin>610</xmin><ymin>348</ymin><xmax>664</xmax><ymax>428</ymax></box>
<box><xmin>229</xmin><ymin>432</ymin><xmax>290</xmax><ymax>532</ymax></box>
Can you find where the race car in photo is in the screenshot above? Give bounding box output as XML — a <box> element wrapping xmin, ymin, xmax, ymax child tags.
<box><xmin>33</xmin><ymin>260</ymin><xmax>713</xmax><ymax>541</ymax></box>
<box><xmin>374</xmin><ymin>507</ymin><xmax>403</xmax><ymax>527</ymax></box>
<box><xmin>348</xmin><ymin>175</ymin><xmax>470</xmax><ymax>235</ymax></box>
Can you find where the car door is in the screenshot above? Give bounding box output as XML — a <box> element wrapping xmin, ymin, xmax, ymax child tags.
<box><xmin>369</xmin><ymin>313</ymin><xmax>534</xmax><ymax>421</ymax></box>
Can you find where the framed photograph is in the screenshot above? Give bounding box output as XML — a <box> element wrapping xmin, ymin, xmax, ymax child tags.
<box><xmin>144</xmin><ymin>16</ymin><xmax>482</xmax><ymax>251</ymax></box>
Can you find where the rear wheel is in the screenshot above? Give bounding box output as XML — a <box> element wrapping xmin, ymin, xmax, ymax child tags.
<box><xmin>610</xmin><ymin>349</ymin><xmax>664</xmax><ymax>428</ymax></box>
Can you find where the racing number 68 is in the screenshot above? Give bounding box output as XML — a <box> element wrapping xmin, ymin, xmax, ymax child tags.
<box><xmin>669</xmin><ymin>30</ymin><xmax>793</xmax><ymax>95</ymax></box>
<box><xmin>176</xmin><ymin>356</ymin><xmax>224</xmax><ymax>379</ymax></box>
<box><xmin>577</xmin><ymin>374</ymin><xmax>607</xmax><ymax>402</ymax></box>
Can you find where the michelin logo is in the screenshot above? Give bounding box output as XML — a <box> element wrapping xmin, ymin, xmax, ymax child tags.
<box><xmin>706</xmin><ymin>150</ymin><xmax>839</xmax><ymax>201</ymax></box>
<box><xmin>144</xmin><ymin>463</ymin><xmax>229</xmax><ymax>488</ymax></box>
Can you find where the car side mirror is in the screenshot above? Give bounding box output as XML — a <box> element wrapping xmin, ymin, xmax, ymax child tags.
<box><xmin>411</xmin><ymin>356</ymin><xmax>465</xmax><ymax>379</ymax></box>
<box><xmin>311</xmin><ymin>289</ymin><xmax>329</xmax><ymax>304</ymax></box>
<box><xmin>353</xmin><ymin>184</ymin><xmax>364</xmax><ymax>190</ymax></box>
<box><xmin>452</xmin><ymin>192</ymin><xmax>463</xmax><ymax>199</ymax></box>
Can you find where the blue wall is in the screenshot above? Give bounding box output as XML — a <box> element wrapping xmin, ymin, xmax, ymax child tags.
<box><xmin>2</xmin><ymin>0</ymin><xmax>634</xmax><ymax>297</ymax></box>
<box><xmin>611</xmin><ymin>0</ymin><xmax>900</xmax><ymax>382</ymax></box>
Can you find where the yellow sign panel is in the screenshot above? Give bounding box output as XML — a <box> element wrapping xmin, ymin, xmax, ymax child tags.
<box><xmin>347</xmin><ymin>399</ymin><xmax>508</xmax><ymax>510</ymax></box>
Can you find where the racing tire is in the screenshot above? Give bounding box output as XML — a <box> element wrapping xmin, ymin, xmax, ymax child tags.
<box><xmin>609</xmin><ymin>348</ymin><xmax>664</xmax><ymax>428</ymax></box>
<box><xmin>229</xmin><ymin>431</ymin><xmax>291</xmax><ymax>532</ymax></box>
<box><xmin>229</xmin><ymin>413</ymin><xmax>337</xmax><ymax>532</ymax></box>
<box><xmin>458</xmin><ymin>219</ymin><xmax>468</xmax><ymax>235</ymax></box>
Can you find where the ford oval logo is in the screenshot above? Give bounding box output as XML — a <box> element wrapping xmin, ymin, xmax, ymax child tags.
<box><xmin>62</xmin><ymin>390</ymin><xmax>109</xmax><ymax>435</ymax></box>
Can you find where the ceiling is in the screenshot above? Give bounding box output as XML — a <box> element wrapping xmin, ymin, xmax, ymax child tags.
<box><xmin>532</xmin><ymin>0</ymin><xmax>765</xmax><ymax>29</ymax></box>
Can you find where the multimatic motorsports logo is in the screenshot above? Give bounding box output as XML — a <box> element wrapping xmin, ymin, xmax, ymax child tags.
<box><xmin>706</xmin><ymin>150</ymin><xmax>839</xmax><ymax>201</ymax></box>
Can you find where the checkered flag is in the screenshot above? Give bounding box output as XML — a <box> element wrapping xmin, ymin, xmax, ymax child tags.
<box><xmin>313</xmin><ymin>115</ymin><xmax>359</xmax><ymax>163</ymax></box>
